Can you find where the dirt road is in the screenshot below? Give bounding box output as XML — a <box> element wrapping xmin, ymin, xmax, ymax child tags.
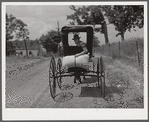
<box><xmin>6</xmin><ymin>56</ymin><xmax>144</xmax><ymax>108</ymax></box>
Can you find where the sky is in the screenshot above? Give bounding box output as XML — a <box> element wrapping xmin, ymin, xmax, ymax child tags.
<box><xmin>6</xmin><ymin>5</ymin><xmax>144</xmax><ymax>45</ymax></box>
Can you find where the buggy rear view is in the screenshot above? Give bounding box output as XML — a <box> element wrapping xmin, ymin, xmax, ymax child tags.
<box><xmin>49</xmin><ymin>25</ymin><xmax>105</xmax><ymax>101</ymax></box>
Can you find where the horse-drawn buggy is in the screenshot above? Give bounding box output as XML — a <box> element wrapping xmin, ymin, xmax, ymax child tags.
<box><xmin>49</xmin><ymin>25</ymin><xmax>105</xmax><ymax>101</ymax></box>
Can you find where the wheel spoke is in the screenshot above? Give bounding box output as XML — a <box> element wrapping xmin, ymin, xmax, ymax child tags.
<box><xmin>49</xmin><ymin>72</ymin><xmax>53</xmax><ymax>76</ymax></box>
<box><xmin>57</xmin><ymin>58</ymin><xmax>62</xmax><ymax>89</ymax></box>
<box><xmin>49</xmin><ymin>57</ymin><xmax>56</xmax><ymax>99</ymax></box>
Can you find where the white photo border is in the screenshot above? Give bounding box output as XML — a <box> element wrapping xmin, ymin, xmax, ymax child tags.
<box><xmin>2</xmin><ymin>1</ymin><xmax>148</xmax><ymax>120</ymax></box>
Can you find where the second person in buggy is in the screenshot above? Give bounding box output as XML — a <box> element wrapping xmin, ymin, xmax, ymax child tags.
<box><xmin>72</xmin><ymin>33</ymin><xmax>89</xmax><ymax>83</ymax></box>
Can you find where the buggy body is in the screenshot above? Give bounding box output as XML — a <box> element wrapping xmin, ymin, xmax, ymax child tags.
<box><xmin>49</xmin><ymin>25</ymin><xmax>105</xmax><ymax>102</ymax></box>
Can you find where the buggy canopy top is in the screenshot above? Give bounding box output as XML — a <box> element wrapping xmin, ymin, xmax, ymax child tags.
<box><xmin>61</xmin><ymin>25</ymin><xmax>94</xmax><ymax>33</ymax></box>
<box><xmin>61</xmin><ymin>25</ymin><xmax>94</xmax><ymax>58</ymax></box>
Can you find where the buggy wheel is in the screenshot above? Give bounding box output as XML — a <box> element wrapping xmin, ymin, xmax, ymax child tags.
<box><xmin>100</xmin><ymin>56</ymin><xmax>105</xmax><ymax>98</ymax></box>
<box><xmin>49</xmin><ymin>57</ymin><xmax>56</xmax><ymax>99</ymax></box>
<box><xmin>57</xmin><ymin>58</ymin><xmax>62</xmax><ymax>89</ymax></box>
<box><xmin>93</xmin><ymin>62</ymin><xmax>95</xmax><ymax>72</ymax></box>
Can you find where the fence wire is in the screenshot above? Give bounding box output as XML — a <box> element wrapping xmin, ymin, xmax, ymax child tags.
<box><xmin>94</xmin><ymin>39</ymin><xmax>144</xmax><ymax>74</ymax></box>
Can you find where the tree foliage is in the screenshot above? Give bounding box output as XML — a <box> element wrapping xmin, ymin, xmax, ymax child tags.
<box><xmin>93</xmin><ymin>35</ymin><xmax>100</xmax><ymax>47</ymax></box>
<box><xmin>67</xmin><ymin>5</ymin><xmax>109</xmax><ymax>44</ymax></box>
<box><xmin>15</xmin><ymin>19</ymin><xmax>29</xmax><ymax>41</ymax></box>
<box><xmin>39</xmin><ymin>30</ymin><xmax>60</xmax><ymax>53</ymax></box>
<box><xmin>105</xmin><ymin>5</ymin><xmax>144</xmax><ymax>41</ymax></box>
<box><xmin>6</xmin><ymin>13</ymin><xmax>29</xmax><ymax>41</ymax></box>
<box><xmin>67</xmin><ymin>5</ymin><xmax>144</xmax><ymax>42</ymax></box>
<box><xmin>6</xmin><ymin>14</ymin><xmax>15</xmax><ymax>41</ymax></box>
<box><xmin>6</xmin><ymin>13</ymin><xmax>30</xmax><ymax>56</ymax></box>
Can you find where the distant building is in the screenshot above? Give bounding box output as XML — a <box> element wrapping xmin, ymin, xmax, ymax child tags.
<box><xmin>15</xmin><ymin>44</ymin><xmax>47</xmax><ymax>57</ymax></box>
<box><xmin>15</xmin><ymin>49</ymin><xmax>39</xmax><ymax>57</ymax></box>
<box><xmin>13</xmin><ymin>40</ymin><xmax>47</xmax><ymax>57</ymax></box>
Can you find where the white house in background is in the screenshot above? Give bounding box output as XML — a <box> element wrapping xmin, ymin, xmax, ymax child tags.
<box><xmin>15</xmin><ymin>44</ymin><xmax>47</xmax><ymax>57</ymax></box>
<box><xmin>15</xmin><ymin>49</ymin><xmax>39</xmax><ymax>57</ymax></box>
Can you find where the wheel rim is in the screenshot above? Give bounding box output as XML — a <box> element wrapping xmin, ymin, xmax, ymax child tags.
<box><xmin>49</xmin><ymin>57</ymin><xmax>56</xmax><ymax>98</ymax></box>
<box><xmin>57</xmin><ymin>58</ymin><xmax>62</xmax><ymax>88</ymax></box>
<box><xmin>57</xmin><ymin>58</ymin><xmax>62</xmax><ymax>72</ymax></box>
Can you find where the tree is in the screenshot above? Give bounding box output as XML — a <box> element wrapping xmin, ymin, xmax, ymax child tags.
<box><xmin>14</xmin><ymin>19</ymin><xmax>30</xmax><ymax>57</ymax></box>
<box><xmin>105</xmin><ymin>5</ymin><xmax>144</xmax><ymax>41</ymax></box>
<box><xmin>93</xmin><ymin>35</ymin><xmax>100</xmax><ymax>47</ymax></box>
<box><xmin>67</xmin><ymin>5</ymin><xmax>109</xmax><ymax>44</ymax></box>
<box><xmin>15</xmin><ymin>19</ymin><xmax>29</xmax><ymax>40</ymax></box>
<box><xmin>6</xmin><ymin>14</ymin><xmax>16</xmax><ymax>55</ymax></box>
<box><xmin>90</xmin><ymin>5</ymin><xmax>111</xmax><ymax>44</ymax></box>
<box><xmin>6</xmin><ymin>13</ymin><xmax>30</xmax><ymax>56</ymax></box>
<box><xmin>39</xmin><ymin>30</ymin><xmax>60</xmax><ymax>53</ymax></box>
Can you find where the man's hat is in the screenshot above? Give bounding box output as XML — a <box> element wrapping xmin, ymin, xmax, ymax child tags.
<box><xmin>72</xmin><ymin>34</ymin><xmax>81</xmax><ymax>40</ymax></box>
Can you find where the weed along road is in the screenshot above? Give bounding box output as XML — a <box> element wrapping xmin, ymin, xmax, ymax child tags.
<box><xmin>6</xmin><ymin>56</ymin><xmax>144</xmax><ymax>108</ymax></box>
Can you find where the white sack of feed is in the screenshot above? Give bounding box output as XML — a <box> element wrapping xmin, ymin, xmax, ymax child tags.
<box><xmin>62</xmin><ymin>54</ymin><xmax>89</xmax><ymax>68</ymax></box>
<box><xmin>62</xmin><ymin>55</ymin><xmax>75</xmax><ymax>68</ymax></box>
<box><xmin>75</xmin><ymin>54</ymin><xmax>89</xmax><ymax>67</ymax></box>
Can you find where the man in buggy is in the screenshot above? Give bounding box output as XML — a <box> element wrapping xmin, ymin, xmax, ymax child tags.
<box><xmin>72</xmin><ymin>33</ymin><xmax>89</xmax><ymax>83</ymax></box>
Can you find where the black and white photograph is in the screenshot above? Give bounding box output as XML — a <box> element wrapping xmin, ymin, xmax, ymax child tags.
<box><xmin>2</xmin><ymin>1</ymin><xmax>148</xmax><ymax>120</ymax></box>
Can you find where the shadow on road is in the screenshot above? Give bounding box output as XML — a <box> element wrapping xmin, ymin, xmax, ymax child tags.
<box><xmin>79</xmin><ymin>85</ymin><xmax>123</xmax><ymax>98</ymax></box>
<box><xmin>81</xmin><ymin>77</ymin><xmax>97</xmax><ymax>84</ymax></box>
<box><xmin>79</xmin><ymin>87</ymin><xmax>101</xmax><ymax>97</ymax></box>
<box><xmin>105</xmin><ymin>86</ymin><xmax>123</xmax><ymax>96</ymax></box>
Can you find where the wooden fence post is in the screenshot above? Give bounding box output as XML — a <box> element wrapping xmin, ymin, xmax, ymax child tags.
<box><xmin>109</xmin><ymin>43</ymin><xmax>110</xmax><ymax>56</ymax></box>
<box><xmin>136</xmin><ymin>41</ymin><xmax>140</xmax><ymax>66</ymax></box>
<box><xmin>119</xmin><ymin>41</ymin><xmax>120</xmax><ymax>58</ymax></box>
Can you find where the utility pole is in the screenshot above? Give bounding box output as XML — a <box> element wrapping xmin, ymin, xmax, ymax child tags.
<box><xmin>57</xmin><ymin>21</ymin><xmax>60</xmax><ymax>34</ymax></box>
<box><xmin>56</xmin><ymin>21</ymin><xmax>60</xmax><ymax>56</ymax></box>
<box><xmin>103</xmin><ymin>20</ymin><xmax>109</xmax><ymax>44</ymax></box>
